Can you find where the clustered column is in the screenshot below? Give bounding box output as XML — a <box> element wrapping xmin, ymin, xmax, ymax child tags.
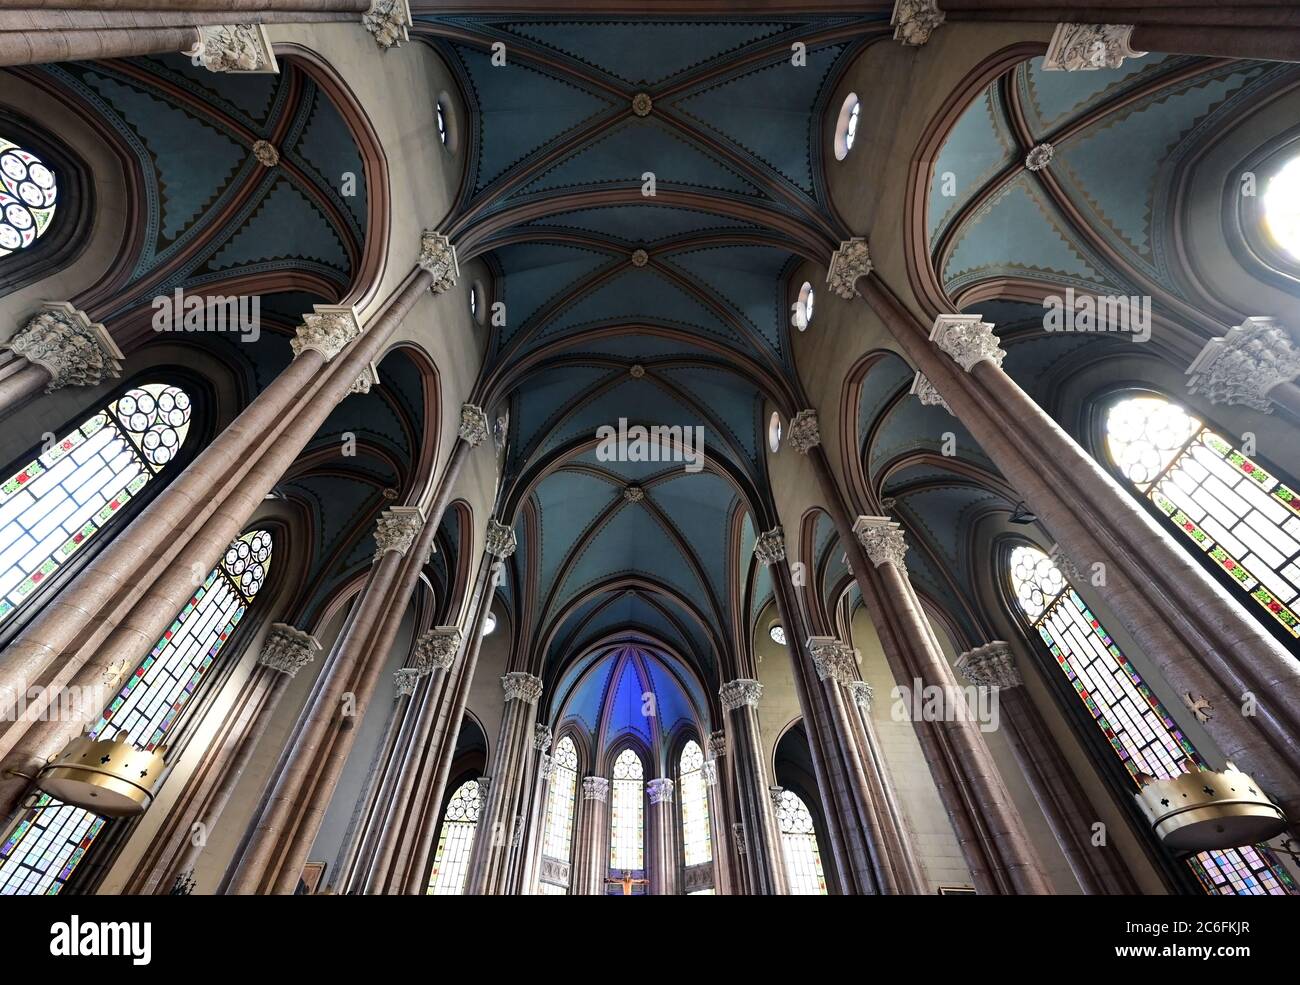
<box><xmin>718</xmin><ymin>678</ymin><xmax>787</xmax><ymax>894</ymax></box>
<box><xmin>571</xmin><ymin>776</ymin><xmax>609</xmax><ymax>895</ymax></box>
<box><xmin>645</xmin><ymin>778</ymin><xmax>678</xmax><ymax>895</ymax></box>
<box><xmin>518</xmin><ymin>726</ymin><xmax>553</xmax><ymax>894</ymax></box>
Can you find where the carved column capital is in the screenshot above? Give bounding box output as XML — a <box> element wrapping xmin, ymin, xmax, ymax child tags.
<box><xmin>1043</xmin><ymin>23</ymin><xmax>1146</xmax><ymax>71</ymax></box>
<box><xmin>413</xmin><ymin>625</ymin><xmax>462</xmax><ymax>675</ymax></box>
<box><xmin>485</xmin><ymin>518</ymin><xmax>517</xmax><ymax>559</ymax></box>
<box><xmin>291</xmin><ymin>305</ymin><xmax>362</xmax><ymax>362</ymax></box>
<box><xmin>476</xmin><ymin>775</ymin><xmax>492</xmax><ymax>805</ymax></box>
<box><xmin>707</xmin><ymin>730</ymin><xmax>726</xmax><ymax>758</ymax></box>
<box><xmin>955</xmin><ymin>641</ymin><xmax>1023</xmax><ymax>689</ymax></box>
<box><xmin>349</xmin><ymin>362</ymin><xmax>380</xmax><ymax>395</ymax></box>
<box><xmin>720</xmin><ymin>679</ymin><xmax>763</xmax><ymax>711</ymax></box>
<box><xmin>257</xmin><ymin>623</ymin><xmax>321</xmax><ymax>678</ymax></box>
<box><xmin>418</xmin><ymin>230</ymin><xmax>459</xmax><ymax>293</ymax></box>
<box><xmin>849</xmin><ymin>680</ymin><xmax>874</xmax><ymax>713</ymax></box>
<box><xmin>538</xmin><ymin>752</ymin><xmax>553</xmax><ymax>783</ymax></box>
<box><xmin>769</xmin><ymin>784</ymin><xmax>785</xmax><ymax>810</ymax></box>
<box><xmin>647</xmin><ymin>778</ymin><xmax>675</xmax><ymax>804</ymax></box>
<box><xmin>193</xmin><ymin>24</ymin><xmax>278</xmax><ymax>73</ymax></box>
<box><xmin>702</xmin><ymin>760</ymin><xmax>718</xmax><ymax>786</ymax></box>
<box><xmin>891</xmin><ymin>0</ymin><xmax>945</xmax><ymax>46</ymax></box>
<box><xmin>930</xmin><ymin>314</ymin><xmax>1004</xmax><ymax>372</ymax></box>
<box><xmin>394</xmin><ymin>667</ymin><xmax>420</xmax><ymax>697</ymax></box>
<box><xmin>459</xmin><ymin>403</ymin><xmax>490</xmax><ymax>446</ymax></box>
<box><xmin>1186</xmin><ymin>317</ymin><xmax>1300</xmax><ymax>414</ymax></box>
<box><xmin>501</xmin><ymin>671</ymin><xmax>543</xmax><ymax>704</ymax></box>
<box><xmin>853</xmin><ymin>515</ymin><xmax>909</xmax><ymax>570</ymax></box>
<box><xmin>363</xmin><ymin>0</ymin><xmax>412</xmax><ymax>49</ymax></box>
<box><xmin>6</xmin><ymin>302</ymin><xmax>122</xmax><ymax>392</ymax></box>
<box><xmin>534</xmin><ymin>723</ymin><xmax>553</xmax><ymax>753</ymax></box>
<box><xmin>807</xmin><ymin>637</ymin><xmax>856</xmax><ymax>684</ymax></box>
<box><xmin>787</xmin><ymin>409</ymin><xmax>821</xmax><ymax>454</ymax></box>
<box><xmin>827</xmin><ymin>237</ymin><xmax>872</xmax><ymax>299</ymax></box>
<box><xmin>909</xmin><ymin>371</ymin><xmax>951</xmax><ymax>414</ymax></box>
<box><xmin>582</xmin><ymin>776</ymin><xmax>609</xmax><ymax>802</ymax></box>
<box><xmin>373</xmin><ymin>506</ymin><xmax>423</xmax><ymax>560</ymax></box>
<box><xmin>754</xmin><ymin>526</ymin><xmax>786</xmax><ymax>566</ymax></box>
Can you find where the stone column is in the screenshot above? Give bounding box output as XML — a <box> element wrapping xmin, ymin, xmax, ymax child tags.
<box><xmin>719</xmin><ymin>678</ymin><xmax>787</xmax><ymax>894</ymax></box>
<box><xmin>702</xmin><ymin>746</ymin><xmax>735</xmax><ymax>895</ymax></box>
<box><xmin>956</xmin><ymin>641</ymin><xmax>1140</xmax><ymax>895</ymax></box>
<box><xmin>518</xmin><ymin>727</ymin><xmax>553</xmax><ymax>895</ymax></box>
<box><xmin>646</xmin><ymin>778</ymin><xmax>678</xmax><ymax>896</ymax></box>
<box><xmin>0</xmin><ymin>303</ymin><xmax>121</xmax><ymax>413</ymax></box>
<box><xmin>571</xmin><ymin>776</ymin><xmax>609</xmax><ymax>895</ymax></box>
<box><xmin>844</xmin><ymin>254</ymin><xmax>1300</xmax><ymax>825</ymax></box>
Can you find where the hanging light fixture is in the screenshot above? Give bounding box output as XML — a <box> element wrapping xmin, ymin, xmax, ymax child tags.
<box><xmin>1134</xmin><ymin>762</ymin><xmax>1287</xmax><ymax>852</ymax></box>
<box><xmin>32</xmin><ymin>733</ymin><xmax>167</xmax><ymax>817</ymax></box>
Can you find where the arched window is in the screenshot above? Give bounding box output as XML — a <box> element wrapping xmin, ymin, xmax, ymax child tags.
<box><xmin>0</xmin><ymin>382</ymin><xmax>193</xmax><ymax>627</ymax></box>
<box><xmin>1263</xmin><ymin>152</ymin><xmax>1300</xmax><ymax>261</ymax></box>
<box><xmin>427</xmin><ymin>778</ymin><xmax>482</xmax><ymax>895</ymax></box>
<box><xmin>0</xmin><ymin>528</ymin><xmax>272</xmax><ymax>895</ymax></box>
<box><xmin>538</xmin><ymin>735</ymin><xmax>578</xmax><ymax>895</ymax></box>
<box><xmin>1103</xmin><ymin>393</ymin><xmax>1299</xmax><ymax>645</ymax></box>
<box><xmin>609</xmin><ymin>747</ymin><xmax>644</xmax><ymax>874</ymax></box>
<box><xmin>0</xmin><ymin>138</ymin><xmax>57</xmax><ymax>258</ymax></box>
<box><xmin>777</xmin><ymin>789</ymin><xmax>827</xmax><ymax>895</ymax></box>
<box><xmin>1008</xmin><ymin>543</ymin><xmax>1295</xmax><ymax>895</ymax></box>
<box><xmin>678</xmin><ymin>739</ymin><xmax>711</xmax><ymax>867</ymax></box>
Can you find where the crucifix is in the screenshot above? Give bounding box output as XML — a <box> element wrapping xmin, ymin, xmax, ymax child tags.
<box><xmin>606</xmin><ymin>869</ymin><xmax>649</xmax><ymax>895</ymax></box>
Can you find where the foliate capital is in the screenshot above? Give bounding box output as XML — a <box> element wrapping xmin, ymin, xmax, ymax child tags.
<box><xmin>853</xmin><ymin>515</ymin><xmax>908</xmax><ymax>570</ymax></box>
<box><xmin>413</xmin><ymin>625</ymin><xmax>462</xmax><ymax>674</ymax></box>
<box><xmin>257</xmin><ymin>623</ymin><xmax>321</xmax><ymax>678</ymax></box>
<box><xmin>349</xmin><ymin>362</ymin><xmax>380</xmax><ymax>395</ymax></box>
<box><xmin>363</xmin><ymin>0</ymin><xmax>412</xmax><ymax>49</ymax></box>
<box><xmin>582</xmin><ymin>776</ymin><xmax>610</xmax><ymax>802</ymax></box>
<box><xmin>720</xmin><ymin>678</ymin><xmax>763</xmax><ymax>711</ymax></box>
<box><xmin>291</xmin><ymin>305</ymin><xmax>362</xmax><ymax>362</ymax></box>
<box><xmin>707</xmin><ymin>730</ymin><xmax>726</xmax><ymax>758</ymax></box>
<box><xmin>807</xmin><ymin>637</ymin><xmax>856</xmax><ymax>684</ymax></box>
<box><xmin>702</xmin><ymin>760</ymin><xmax>718</xmax><ymax>786</ymax></box>
<box><xmin>485</xmin><ymin>518</ymin><xmax>517</xmax><ymax>559</ymax></box>
<box><xmin>787</xmin><ymin>409</ymin><xmax>821</xmax><ymax>454</ymax></box>
<box><xmin>7</xmin><ymin>302</ymin><xmax>122</xmax><ymax>392</ymax></box>
<box><xmin>476</xmin><ymin>775</ymin><xmax>492</xmax><ymax>804</ymax></box>
<box><xmin>646</xmin><ymin>778</ymin><xmax>675</xmax><ymax>805</ymax></box>
<box><xmin>930</xmin><ymin>314</ymin><xmax>1004</xmax><ymax>372</ymax></box>
<box><xmin>849</xmin><ymin>680</ymin><xmax>874</xmax><ymax>713</ymax></box>
<box><xmin>891</xmin><ymin>0</ymin><xmax>945</xmax><ymax>46</ymax></box>
<box><xmin>1043</xmin><ymin>23</ymin><xmax>1146</xmax><ymax>72</ymax></box>
<box><xmin>373</xmin><ymin>506</ymin><xmax>424</xmax><ymax>560</ymax></box>
<box><xmin>418</xmin><ymin>230</ymin><xmax>459</xmax><ymax>293</ymax></box>
<box><xmin>394</xmin><ymin>667</ymin><xmax>421</xmax><ymax>697</ymax></box>
<box><xmin>534</xmin><ymin>723</ymin><xmax>553</xmax><ymax>753</ymax></box>
<box><xmin>501</xmin><ymin>671</ymin><xmax>543</xmax><ymax>704</ymax></box>
<box><xmin>909</xmin><ymin>371</ymin><xmax>951</xmax><ymax>414</ymax></box>
<box><xmin>754</xmin><ymin>526</ymin><xmax>786</xmax><ymax>566</ymax></box>
<box><xmin>769</xmin><ymin>785</ymin><xmax>785</xmax><ymax>810</ymax></box>
<box><xmin>193</xmin><ymin>24</ymin><xmax>279</xmax><ymax>73</ymax></box>
<box><xmin>1186</xmin><ymin>317</ymin><xmax>1300</xmax><ymax>414</ymax></box>
<box><xmin>827</xmin><ymin>237</ymin><xmax>872</xmax><ymax>300</ymax></box>
<box><xmin>955</xmin><ymin>641</ymin><xmax>1023</xmax><ymax>689</ymax></box>
<box><xmin>459</xmin><ymin>403</ymin><xmax>490</xmax><ymax>446</ymax></box>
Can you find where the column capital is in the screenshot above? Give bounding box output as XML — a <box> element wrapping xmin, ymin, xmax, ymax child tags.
<box><xmin>257</xmin><ymin>623</ymin><xmax>321</xmax><ymax>678</ymax></box>
<box><xmin>418</xmin><ymin>230</ymin><xmax>459</xmax><ymax>293</ymax></box>
<box><xmin>363</xmin><ymin>0</ymin><xmax>412</xmax><ymax>49</ymax></box>
<box><xmin>502</xmin><ymin>671</ymin><xmax>543</xmax><ymax>705</ymax></box>
<box><xmin>707</xmin><ymin>730</ymin><xmax>726</xmax><ymax>758</ymax></box>
<box><xmin>853</xmin><ymin>515</ymin><xmax>908</xmax><ymax>570</ymax></box>
<box><xmin>787</xmin><ymin>409</ymin><xmax>821</xmax><ymax>454</ymax></box>
<box><xmin>702</xmin><ymin>760</ymin><xmax>718</xmax><ymax>786</ymax></box>
<box><xmin>806</xmin><ymin>637</ymin><xmax>857</xmax><ymax>684</ymax></box>
<box><xmin>192</xmin><ymin>24</ymin><xmax>278</xmax><ymax>73</ymax></box>
<box><xmin>394</xmin><ymin>667</ymin><xmax>421</xmax><ymax>697</ymax></box>
<box><xmin>891</xmin><ymin>0</ymin><xmax>945</xmax><ymax>46</ymax></box>
<box><xmin>485</xmin><ymin>518</ymin><xmax>517</xmax><ymax>559</ymax></box>
<box><xmin>955</xmin><ymin>641</ymin><xmax>1023</xmax><ymax>689</ymax></box>
<box><xmin>413</xmin><ymin>625</ymin><xmax>462</xmax><ymax>675</ymax></box>
<box><xmin>768</xmin><ymin>784</ymin><xmax>785</xmax><ymax>810</ymax></box>
<box><xmin>647</xmin><ymin>778</ymin><xmax>675</xmax><ymax>804</ymax></box>
<box><xmin>720</xmin><ymin>679</ymin><xmax>763</xmax><ymax>711</ymax></box>
<box><xmin>349</xmin><ymin>361</ymin><xmax>380</xmax><ymax>395</ymax></box>
<box><xmin>534</xmin><ymin>723</ymin><xmax>553</xmax><ymax>753</ymax></box>
<box><xmin>459</xmin><ymin>403</ymin><xmax>490</xmax><ymax>446</ymax></box>
<box><xmin>849</xmin><ymin>680</ymin><xmax>874</xmax><ymax>713</ymax></box>
<box><xmin>476</xmin><ymin>775</ymin><xmax>492</xmax><ymax>804</ymax></box>
<box><xmin>291</xmin><ymin>304</ymin><xmax>362</xmax><ymax>362</ymax></box>
<box><xmin>1186</xmin><ymin>317</ymin><xmax>1300</xmax><ymax>414</ymax></box>
<box><xmin>827</xmin><ymin>236</ymin><xmax>872</xmax><ymax>299</ymax></box>
<box><xmin>373</xmin><ymin>506</ymin><xmax>424</xmax><ymax>560</ymax></box>
<box><xmin>930</xmin><ymin>314</ymin><xmax>1005</xmax><ymax>372</ymax></box>
<box><xmin>732</xmin><ymin>822</ymin><xmax>747</xmax><ymax>855</ymax></box>
<box><xmin>754</xmin><ymin>526</ymin><xmax>786</xmax><ymax>566</ymax></box>
<box><xmin>909</xmin><ymin>371</ymin><xmax>952</xmax><ymax>414</ymax></box>
<box><xmin>6</xmin><ymin>302</ymin><xmax>122</xmax><ymax>392</ymax></box>
<box><xmin>582</xmin><ymin>776</ymin><xmax>609</xmax><ymax>802</ymax></box>
<box><xmin>1043</xmin><ymin>23</ymin><xmax>1146</xmax><ymax>72</ymax></box>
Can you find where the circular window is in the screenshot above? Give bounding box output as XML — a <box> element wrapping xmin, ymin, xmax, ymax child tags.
<box><xmin>833</xmin><ymin>93</ymin><xmax>861</xmax><ymax>162</ymax></box>
<box><xmin>791</xmin><ymin>281</ymin><xmax>815</xmax><ymax>331</ymax></box>
<box><xmin>482</xmin><ymin>611</ymin><xmax>497</xmax><ymax>636</ymax></box>
<box><xmin>469</xmin><ymin>280</ymin><xmax>487</xmax><ymax>325</ymax></box>
<box><xmin>768</xmin><ymin>411</ymin><xmax>783</xmax><ymax>453</ymax></box>
<box><xmin>0</xmin><ymin>138</ymin><xmax>57</xmax><ymax>258</ymax></box>
<box><xmin>434</xmin><ymin>93</ymin><xmax>458</xmax><ymax>154</ymax></box>
<box><xmin>1264</xmin><ymin>153</ymin><xmax>1300</xmax><ymax>261</ymax></box>
<box><xmin>469</xmin><ymin>283</ymin><xmax>478</xmax><ymax>319</ymax></box>
<box><xmin>769</xmin><ymin>624</ymin><xmax>787</xmax><ymax>646</ymax></box>
<box><xmin>436</xmin><ymin>102</ymin><xmax>448</xmax><ymax>146</ymax></box>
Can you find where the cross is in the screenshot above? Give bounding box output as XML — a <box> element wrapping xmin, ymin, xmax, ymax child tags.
<box><xmin>605</xmin><ymin>870</ymin><xmax>649</xmax><ymax>896</ymax></box>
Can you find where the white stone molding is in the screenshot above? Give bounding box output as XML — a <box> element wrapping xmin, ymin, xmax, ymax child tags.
<box><xmin>787</xmin><ymin>409</ymin><xmax>821</xmax><ymax>454</ymax></box>
<box><xmin>418</xmin><ymin>230</ymin><xmax>459</xmax><ymax>293</ymax></box>
<box><xmin>6</xmin><ymin>302</ymin><xmax>122</xmax><ymax>392</ymax></box>
<box><xmin>364</xmin><ymin>0</ymin><xmax>412</xmax><ymax>48</ymax></box>
<box><xmin>929</xmin><ymin>313</ymin><xmax>1005</xmax><ymax>372</ymax></box>
<box><xmin>1186</xmin><ymin>317</ymin><xmax>1300</xmax><ymax>414</ymax></box>
<box><xmin>257</xmin><ymin>623</ymin><xmax>321</xmax><ymax>678</ymax></box>
<box><xmin>1025</xmin><ymin>142</ymin><xmax>1054</xmax><ymax>172</ymax></box>
<box><xmin>853</xmin><ymin>515</ymin><xmax>908</xmax><ymax>570</ymax></box>
<box><xmin>291</xmin><ymin>304</ymin><xmax>362</xmax><ymax>362</ymax></box>
<box><xmin>373</xmin><ymin>506</ymin><xmax>424</xmax><ymax>560</ymax></box>
<box><xmin>909</xmin><ymin>371</ymin><xmax>951</xmax><ymax>414</ymax></box>
<box><xmin>1043</xmin><ymin>23</ymin><xmax>1146</xmax><ymax>72</ymax></box>
<box><xmin>827</xmin><ymin>237</ymin><xmax>872</xmax><ymax>299</ymax></box>
<box><xmin>955</xmin><ymin>641</ymin><xmax>1023</xmax><ymax>689</ymax></box>
<box><xmin>501</xmin><ymin>671</ymin><xmax>543</xmax><ymax>705</ymax></box>
<box><xmin>193</xmin><ymin>25</ymin><xmax>279</xmax><ymax>73</ymax></box>
<box><xmin>251</xmin><ymin>140</ymin><xmax>279</xmax><ymax>167</ymax></box>
<box><xmin>582</xmin><ymin>776</ymin><xmax>610</xmax><ymax>802</ymax></box>
<box><xmin>623</xmin><ymin>485</ymin><xmax>644</xmax><ymax>503</ymax></box>
<box><xmin>754</xmin><ymin>527</ymin><xmax>786</xmax><ymax>566</ymax></box>
<box><xmin>646</xmin><ymin>778</ymin><xmax>675</xmax><ymax>804</ymax></box>
<box><xmin>891</xmin><ymin>0</ymin><xmax>945</xmax><ymax>46</ymax></box>
<box><xmin>720</xmin><ymin>679</ymin><xmax>763</xmax><ymax>711</ymax></box>
<box><xmin>459</xmin><ymin>403</ymin><xmax>490</xmax><ymax>446</ymax></box>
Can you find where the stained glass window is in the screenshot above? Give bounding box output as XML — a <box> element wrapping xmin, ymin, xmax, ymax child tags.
<box><xmin>427</xmin><ymin>779</ymin><xmax>481</xmax><ymax>895</ymax></box>
<box><xmin>1105</xmin><ymin>394</ymin><xmax>1300</xmax><ymax>641</ymax></box>
<box><xmin>0</xmin><ymin>383</ymin><xmax>192</xmax><ymax>626</ymax></box>
<box><xmin>0</xmin><ymin>139</ymin><xmax>57</xmax><ymax>257</ymax></box>
<box><xmin>679</xmin><ymin>739</ymin><xmax>711</xmax><ymax>866</ymax></box>
<box><xmin>1008</xmin><ymin>543</ymin><xmax>1295</xmax><ymax>895</ymax></box>
<box><xmin>609</xmin><ymin>747</ymin><xmax>644</xmax><ymax>872</ymax></box>
<box><xmin>0</xmin><ymin>528</ymin><xmax>271</xmax><ymax>895</ymax></box>
<box><xmin>777</xmin><ymin>789</ymin><xmax>827</xmax><ymax>895</ymax></box>
<box><xmin>539</xmin><ymin>735</ymin><xmax>578</xmax><ymax>892</ymax></box>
